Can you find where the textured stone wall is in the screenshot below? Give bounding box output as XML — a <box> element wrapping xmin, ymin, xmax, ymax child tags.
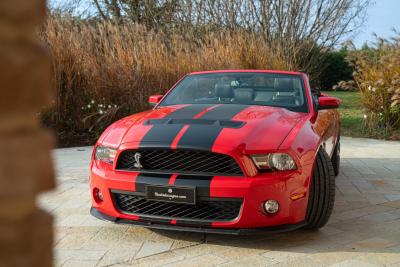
<box><xmin>0</xmin><ymin>1</ymin><xmax>55</xmax><ymax>266</ymax></box>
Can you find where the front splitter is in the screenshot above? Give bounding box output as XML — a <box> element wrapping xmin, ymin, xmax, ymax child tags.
<box><xmin>90</xmin><ymin>207</ymin><xmax>306</xmax><ymax>235</ymax></box>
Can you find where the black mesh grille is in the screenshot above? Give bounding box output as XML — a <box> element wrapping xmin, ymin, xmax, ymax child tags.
<box><xmin>116</xmin><ymin>149</ymin><xmax>243</xmax><ymax>176</ymax></box>
<box><xmin>113</xmin><ymin>193</ymin><xmax>242</xmax><ymax>222</ymax></box>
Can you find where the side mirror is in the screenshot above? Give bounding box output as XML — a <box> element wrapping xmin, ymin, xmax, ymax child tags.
<box><xmin>318</xmin><ymin>96</ymin><xmax>340</xmax><ymax>110</ymax></box>
<box><xmin>148</xmin><ymin>95</ymin><xmax>163</xmax><ymax>106</ymax></box>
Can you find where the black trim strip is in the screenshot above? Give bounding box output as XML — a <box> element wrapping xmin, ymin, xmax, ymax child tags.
<box><xmin>145</xmin><ymin>118</ymin><xmax>245</xmax><ymax>128</ymax></box>
<box><xmin>139</xmin><ymin>216</ymin><xmax>171</xmax><ymax>224</ymax></box>
<box><xmin>110</xmin><ymin>189</ymin><xmax>242</xmax><ymax>202</ymax></box>
<box><xmin>116</xmin><ymin>168</ymin><xmax>241</xmax><ymax>177</ymax></box>
<box><xmin>175</xmin><ymin>220</ymin><xmax>212</xmax><ymax>227</ymax></box>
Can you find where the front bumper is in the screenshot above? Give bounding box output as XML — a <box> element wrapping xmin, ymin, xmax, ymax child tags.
<box><xmin>91</xmin><ymin>207</ymin><xmax>306</xmax><ymax>235</ymax></box>
<box><xmin>90</xmin><ymin>160</ymin><xmax>312</xmax><ymax>231</ymax></box>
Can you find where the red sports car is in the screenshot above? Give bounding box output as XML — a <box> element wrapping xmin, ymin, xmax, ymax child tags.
<box><xmin>90</xmin><ymin>70</ymin><xmax>341</xmax><ymax>234</ymax></box>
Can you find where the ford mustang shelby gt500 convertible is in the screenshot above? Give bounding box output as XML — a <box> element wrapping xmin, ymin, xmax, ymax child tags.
<box><xmin>90</xmin><ymin>70</ymin><xmax>341</xmax><ymax>234</ymax></box>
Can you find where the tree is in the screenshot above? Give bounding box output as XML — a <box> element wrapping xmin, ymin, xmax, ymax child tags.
<box><xmin>183</xmin><ymin>0</ymin><xmax>371</xmax><ymax>78</ymax></box>
<box><xmin>88</xmin><ymin>0</ymin><xmax>371</xmax><ymax>80</ymax></box>
<box><xmin>92</xmin><ymin>0</ymin><xmax>180</xmax><ymax>27</ymax></box>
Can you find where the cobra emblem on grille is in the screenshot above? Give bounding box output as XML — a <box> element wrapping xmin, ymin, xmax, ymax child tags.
<box><xmin>133</xmin><ymin>152</ymin><xmax>143</xmax><ymax>169</ymax></box>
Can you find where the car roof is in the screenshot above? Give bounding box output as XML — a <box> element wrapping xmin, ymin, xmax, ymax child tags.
<box><xmin>188</xmin><ymin>69</ymin><xmax>304</xmax><ymax>76</ymax></box>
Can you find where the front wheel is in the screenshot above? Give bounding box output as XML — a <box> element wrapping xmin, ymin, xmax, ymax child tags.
<box><xmin>305</xmin><ymin>149</ymin><xmax>335</xmax><ymax>229</ymax></box>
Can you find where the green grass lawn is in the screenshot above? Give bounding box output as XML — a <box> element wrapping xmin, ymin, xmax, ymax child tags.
<box><xmin>322</xmin><ymin>91</ymin><xmax>365</xmax><ymax>138</ymax></box>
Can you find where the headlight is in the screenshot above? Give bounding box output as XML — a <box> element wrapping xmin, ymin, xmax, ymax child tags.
<box><xmin>251</xmin><ymin>153</ymin><xmax>297</xmax><ymax>171</ymax></box>
<box><xmin>95</xmin><ymin>146</ymin><xmax>117</xmax><ymax>164</ymax></box>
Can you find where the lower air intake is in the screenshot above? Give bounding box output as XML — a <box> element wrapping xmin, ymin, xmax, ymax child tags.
<box><xmin>113</xmin><ymin>192</ymin><xmax>242</xmax><ymax>222</ymax></box>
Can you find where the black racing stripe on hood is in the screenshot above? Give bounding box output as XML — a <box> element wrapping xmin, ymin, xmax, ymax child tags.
<box><xmin>135</xmin><ymin>173</ymin><xmax>171</xmax><ymax>193</ymax></box>
<box><xmin>173</xmin><ymin>175</ymin><xmax>213</xmax><ymax>197</ymax></box>
<box><xmin>177</xmin><ymin>104</ymin><xmax>247</xmax><ymax>151</ymax></box>
<box><xmin>139</xmin><ymin>104</ymin><xmax>213</xmax><ymax>147</ymax></box>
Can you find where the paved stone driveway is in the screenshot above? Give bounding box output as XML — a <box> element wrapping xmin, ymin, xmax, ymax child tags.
<box><xmin>39</xmin><ymin>137</ymin><xmax>400</xmax><ymax>267</ymax></box>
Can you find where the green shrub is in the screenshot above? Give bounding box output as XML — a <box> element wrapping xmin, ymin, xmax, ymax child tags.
<box><xmin>319</xmin><ymin>48</ymin><xmax>353</xmax><ymax>91</ymax></box>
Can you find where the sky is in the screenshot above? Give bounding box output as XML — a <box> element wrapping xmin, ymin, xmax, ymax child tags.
<box><xmin>49</xmin><ymin>0</ymin><xmax>400</xmax><ymax>48</ymax></box>
<box><xmin>354</xmin><ymin>0</ymin><xmax>400</xmax><ymax>47</ymax></box>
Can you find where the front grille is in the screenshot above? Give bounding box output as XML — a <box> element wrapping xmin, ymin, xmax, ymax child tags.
<box><xmin>116</xmin><ymin>149</ymin><xmax>243</xmax><ymax>176</ymax></box>
<box><xmin>113</xmin><ymin>192</ymin><xmax>242</xmax><ymax>222</ymax></box>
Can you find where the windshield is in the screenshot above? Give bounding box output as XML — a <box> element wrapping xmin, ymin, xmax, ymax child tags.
<box><xmin>159</xmin><ymin>72</ymin><xmax>308</xmax><ymax>112</ymax></box>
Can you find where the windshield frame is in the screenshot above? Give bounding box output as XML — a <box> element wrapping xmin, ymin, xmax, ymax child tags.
<box><xmin>157</xmin><ymin>72</ymin><xmax>310</xmax><ymax>113</ymax></box>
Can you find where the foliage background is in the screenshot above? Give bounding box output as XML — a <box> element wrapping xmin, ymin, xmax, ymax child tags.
<box><xmin>348</xmin><ymin>36</ymin><xmax>400</xmax><ymax>139</ymax></box>
<box><xmin>41</xmin><ymin>1</ymin><xmax>400</xmax><ymax>145</ymax></box>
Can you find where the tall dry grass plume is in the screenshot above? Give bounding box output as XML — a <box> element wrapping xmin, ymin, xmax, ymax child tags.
<box><xmin>350</xmin><ymin>34</ymin><xmax>400</xmax><ymax>138</ymax></box>
<box><xmin>41</xmin><ymin>15</ymin><xmax>291</xmax><ymax>145</ymax></box>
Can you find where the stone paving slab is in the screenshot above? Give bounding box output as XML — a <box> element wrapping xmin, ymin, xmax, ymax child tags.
<box><xmin>39</xmin><ymin>137</ymin><xmax>400</xmax><ymax>267</ymax></box>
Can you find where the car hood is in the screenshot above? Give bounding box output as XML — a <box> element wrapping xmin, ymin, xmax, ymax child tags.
<box><xmin>100</xmin><ymin>104</ymin><xmax>306</xmax><ymax>152</ymax></box>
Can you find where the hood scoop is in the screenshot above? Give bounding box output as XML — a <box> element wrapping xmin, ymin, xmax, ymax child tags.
<box><xmin>144</xmin><ymin>118</ymin><xmax>245</xmax><ymax>129</ymax></box>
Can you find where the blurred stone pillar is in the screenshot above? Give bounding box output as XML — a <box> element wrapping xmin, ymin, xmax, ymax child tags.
<box><xmin>0</xmin><ymin>1</ymin><xmax>55</xmax><ymax>267</ymax></box>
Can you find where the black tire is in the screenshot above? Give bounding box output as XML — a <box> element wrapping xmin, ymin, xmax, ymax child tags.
<box><xmin>305</xmin><ymin>148</ymin><xmax>335</xmax><ymax>229</ymax></box>
<box><xmin>331</xmin><ymin>136</ymin><xmax>340</xmax><ymax>177</ymax></box>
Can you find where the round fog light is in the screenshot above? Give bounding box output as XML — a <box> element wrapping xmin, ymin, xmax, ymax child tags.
<box><xmin>93</xmin><ymin>188</ymin><xmax>104</xmax><ymax>203</ymax></box>
<box><xmin>263</xmin><ymin>200</ymin><xmax>279</xmax><ymax>214</ymax></box>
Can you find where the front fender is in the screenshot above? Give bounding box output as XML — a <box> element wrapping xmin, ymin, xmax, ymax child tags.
<box><xmin>279</xmin><ymin>115</ymin><xmax>322</xmax><ymax>168</ymax></box>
